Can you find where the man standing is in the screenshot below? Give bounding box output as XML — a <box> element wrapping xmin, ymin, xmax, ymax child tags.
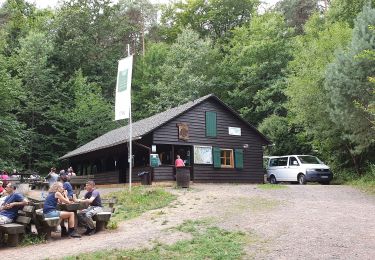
<box><xmin>77</xmin><ymin>181</ymin><xmax>102</xmax><ymax>235</ymax></box>
<box><xmin>0</xmin><ymin>183</ymin><xmax>28</xmax><ymax>224</ymax></box>
<box><xmin>46</xmin><ymin>168</ymin><xmax>58</xmax><ymax>188</ymax></box>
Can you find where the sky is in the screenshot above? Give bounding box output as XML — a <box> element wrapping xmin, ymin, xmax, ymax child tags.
<box><xmin>0</xmin><ymin>0</ymin><xmax>280</xmax><ymax>9</ymax></box>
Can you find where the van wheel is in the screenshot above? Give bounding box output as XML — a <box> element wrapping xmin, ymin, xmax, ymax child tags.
<box><xmin>298</xmin><ymin>174</ymin><xmax>306</xmax><ymax>185</ymax></box>
<box><xmin>270</xmin><ymin>175</ymin><xmax>277</xmax><ymax>184</ymax></box>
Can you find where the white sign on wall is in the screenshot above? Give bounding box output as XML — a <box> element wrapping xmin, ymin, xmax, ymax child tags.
<box><xmin>228</xmin><ymin>127</ymin><xmax>241</xmax><ymax>136</ymax></box>
<box><xmin>194</xmin><ymin>146</ymin><xmax>212</xmax><ymax>164</ymax></box>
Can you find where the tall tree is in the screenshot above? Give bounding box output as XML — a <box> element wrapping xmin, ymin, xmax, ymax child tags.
<box><xmin>286</xmin><ymin>15</ymin><xmax>352</xmax><ymax>167</ymax></box>
<box><xmin>0</xmin><ymin>31</ymin><xmax>25</xmax><ymax>170</ymax></box>
<box><xmin>223</xmin><ymin>13</ymin><xmax>293</xmax><ymax>125</ymax></box>
<box><xmin>160</xmin><ymin>0</ymin><xmax>259</xmax><ymax>43</ymax></box>
<box><xmin>259</xmin><ymin>115</ymin><xmax>311</xmax><ymax>155</ymax></box>
<box><xmin>146</xmin><ymin>28</ymin><xmax>221</xmax><ymax>114</ymax></box>
<box><xmin>132</xmin><ymin>42</ymin><xmax>170</xmax><ymax>120</ymax></box>
<box><xmin>15</xmin><ymin>31</ymin><xmax>63</xmax><ymax>170</ymax></box>
<box><xmin>52</xmin><ymin>0</ymin><xmax>158</xmax><ymax>99</ymax></box>
<box><xmin>67</xmin><ymin>70</ymin><xmax>117</xmax><ymax>146</ymax></box>
<box><xmin>328</xmin><ymin>0</ymin><xmax>375</xmax><ymax>26</ymax></box>
<box><xmin>275</xmin><ymin>0</ymin><xmax>321</xmax><ymax>34</ymax></box>
<box><xmin>324</xmin><ymin>4</ymin><xmax>375</xmax><ymax>172</ymax></box>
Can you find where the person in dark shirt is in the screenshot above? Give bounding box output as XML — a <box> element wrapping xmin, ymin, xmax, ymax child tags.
<box><xmin>0</xmin><ymin>183</ymin><xmax>28</xmax><ymax>224</ymax></box>
<box><xmin>60</xmin><ymin>173</ymin><xmax>74</xmax><ymax>200</ymax></box>
<box><xmin>77</xmin><ymin>181</ymin><xmax>103</xmax><ymax>235</ymax></box>
<box><xmin>43</xmin><ymin>182</ymin><xmax>81</xmax><ymax>238</ymax></box>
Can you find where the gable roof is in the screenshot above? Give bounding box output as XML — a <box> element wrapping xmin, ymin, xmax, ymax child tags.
<box><xmin>60</xmin><ymin>94</ymin><xmax>271</xmax><ymax>160</ymax></box>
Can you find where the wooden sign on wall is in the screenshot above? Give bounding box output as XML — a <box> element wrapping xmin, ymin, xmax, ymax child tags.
<box><xmin>177</xmin><ymin>123</ymin><xmax>189</xmax><ymax>141</ymax></box>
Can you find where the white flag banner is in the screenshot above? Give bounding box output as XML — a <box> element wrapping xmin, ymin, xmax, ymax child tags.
<box><xmin>115</xmin><ymin>55</ymin><xmax>133</xmax><ymax>120</ymax></box>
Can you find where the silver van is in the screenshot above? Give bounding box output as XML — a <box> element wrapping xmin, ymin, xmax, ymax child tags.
<box><xmin>266</xmin><ymin>155</ymin><xmax>333</xmax><ymax>185</ymax></box>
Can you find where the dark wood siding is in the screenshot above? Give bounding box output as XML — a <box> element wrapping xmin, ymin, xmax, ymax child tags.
<box><xmin>153</xmin><ymin>166</ymin><xmax>174</xmax><ymax>181</ymax></box>
<box><xmin>130</xmin><ymin>166</ymin><xmax>151</xmax><ymax>182</ymax></box>
<box><xmin>94</xmin><ymin>171</ymin><xmax>119</xmax><ymax>184</ymax></box>
<box><xmin>153</xmin><ymin>99</ymin><xmax>265</xmax><ymax>183</ymax></box>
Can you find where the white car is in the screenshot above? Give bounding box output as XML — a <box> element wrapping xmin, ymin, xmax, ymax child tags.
<box><xmin>266</xmin><ymin>155</ymin><xmax>333</xmax><ymax>185</ymax></box>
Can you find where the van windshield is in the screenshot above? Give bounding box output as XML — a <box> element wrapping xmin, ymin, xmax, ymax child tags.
<box><xmin>297</xmin><ymin>156</ymin><xmax>322</xmax><ymax>164</ymax></box>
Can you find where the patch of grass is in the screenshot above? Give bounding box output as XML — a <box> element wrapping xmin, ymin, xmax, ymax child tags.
<box><xmin>20</xmin><ymin>233</ymin><xmax>46</xmax><ymax>246</ymax></box>
<box><xmin>348</xmin><ymin>176</ymin><xmax>375</xmax><ymax>195</ymax></box>
<box><xmin>333</xmin><ymin>166</ymin><xmax>375</xmax><ymax>195</ymax></box>
<box><xmin>106</xmin><ymin>186</ymin><xmax>177</xmax><ymax>228</ymax></box>
<box><xmin>256</xmin><ymin>183</ymin><xmax>288</xmax><ymax>190</ymax></box>
<box><xmin>64</xmin><ymin>219</ymin><xmax>248</xmax><ymax>260</ymax></box>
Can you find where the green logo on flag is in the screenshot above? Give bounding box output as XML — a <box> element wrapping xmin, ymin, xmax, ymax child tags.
<box><xmin>118</xmin><ymin>69</ymin><xmax>128</xmax><ymax>92</ymax></box>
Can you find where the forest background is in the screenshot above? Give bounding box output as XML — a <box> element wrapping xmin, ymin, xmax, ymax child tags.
<box><xmin>0</xmin><ymin>0</ymin><xmax>373</xmax><ymax>184</ymax></box>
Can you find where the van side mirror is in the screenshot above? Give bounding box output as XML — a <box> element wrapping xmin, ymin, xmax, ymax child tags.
<box><xmin>293</xmin><ymin>161</ymin><xmax>298</xmax><ymax>165</ymax></box>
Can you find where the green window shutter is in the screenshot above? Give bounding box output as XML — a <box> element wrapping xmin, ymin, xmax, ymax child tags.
<box><xmin>213</xmin><ymin>147</ymin><xmax>221</xmax><ymax>168</ymax></box>
<box><xmin>206</xmin><ymin>111</ymin><xmax>217</xmax><ymax>137</ymax></box>
<box><xmin>235</xmin><ymin>149</ymin><xmax>244</xmax><ymax>169</ymax></box>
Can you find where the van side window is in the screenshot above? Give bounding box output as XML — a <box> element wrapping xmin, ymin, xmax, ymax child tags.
<box><xmin>270</xmin><ymin>159</ymin><xmax>278</xmax><ymax>167</ymax></box>
<box><xmin>278</xmin><ymin>158</ymin><xmax>288</xmax><ymax>166</ymax></box>
<box><xmin>289</xmin><ymin>157</ymin><xmax>299</xmax><ymax>166</ymax></box>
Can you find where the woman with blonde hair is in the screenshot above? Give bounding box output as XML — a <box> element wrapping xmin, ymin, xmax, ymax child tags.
<box><xmin>43</xmin><ymin>182</ymin><xmax>81</xmax><ymax>238</ymax></box>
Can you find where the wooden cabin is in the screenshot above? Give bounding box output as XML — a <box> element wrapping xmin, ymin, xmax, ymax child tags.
<box><xmin>60</xmin><ymin>94</ymin><xmax>271</xmax><ymax>184</ymax></box>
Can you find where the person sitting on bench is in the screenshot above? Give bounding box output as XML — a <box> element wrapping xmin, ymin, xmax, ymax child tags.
<box><xmin>0</xmin><ymin>183</ymin><xmax>28</xmax><ymax>224</ymax></box>
<box><xmin>77</xmin><ymin>181</ymin><xmax>103</xmax><ymax>235</ymax></box>
<box><xmin>43</xmin><ymin>182</ymin><xmax>81</xmax><ymax>238</ymax></box>
<box><xmin>60</xmin><ymin>173</ymin><xmax>75</xmax><ymax>201</ymax></box>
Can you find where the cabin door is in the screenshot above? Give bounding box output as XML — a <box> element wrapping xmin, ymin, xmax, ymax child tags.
<box><xmin>174</xmin><ymin>145</ymin><xmax>193</xmax><ymax>180</ymax></box>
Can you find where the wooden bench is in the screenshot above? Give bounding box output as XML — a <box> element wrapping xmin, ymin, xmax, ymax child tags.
<box><xmin>0</xmin><ymin>205</ymin><xmax>34</xmax><ymax>247</ymax></box>
<box><xmin>92</xmin><ymin>197</ymin><xmax>117</xmax><ymax>232</ymax></box>
<box><xmin>34</xmin><ymin>209</ymin><xmax>60</xmax><ymax>240</ymax></box>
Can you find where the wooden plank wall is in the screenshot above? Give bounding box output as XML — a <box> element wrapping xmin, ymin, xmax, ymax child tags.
<box><xmin>94</xmin><ymin>171</ymin><xmax>119</xmax><ymax>184</ymax></box>
<box><xmin>126</xmin><ymin>166</ymin><xmax>151</xmax><ymax>182</ymax></box>
<box><xmin>153</xmin><ymin>99</ymin><xmax>265</xmax><ymax>183</ymax></box>
<box><xmin>153</xmin><ymin>166</ymin><xmax>175</xmax><ymax>181</ymax></box>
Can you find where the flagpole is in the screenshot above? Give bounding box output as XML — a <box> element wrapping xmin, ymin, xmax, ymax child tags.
<box><xmin>127</xmin><ymin>44</ymin><xmax>132</xmax><ymax>192</ymax></box>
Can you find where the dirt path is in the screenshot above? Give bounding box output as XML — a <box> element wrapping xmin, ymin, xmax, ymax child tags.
<box><xmin>4</xmin><ymin>184</ymin><xmax>375</xmax><ymax>260</ymax></box>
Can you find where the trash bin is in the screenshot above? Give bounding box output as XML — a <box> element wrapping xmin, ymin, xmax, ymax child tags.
<box><xmin>137</xmin><ymin>171</ymin><xmax>150</xmax><ymax>185</ymax></box>
<box><xmin>176</xmin><ymin>167</ymin><xmax>190</xmax><ymax>188</ymax></box>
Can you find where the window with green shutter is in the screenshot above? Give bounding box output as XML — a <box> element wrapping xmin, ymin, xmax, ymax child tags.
<box><xmin>206</xmin><ymin>111</ymin><xmax>217</xmax><ymax>137</ymax></box>
<box><xmin>213</xmin><ymin>147</ymin><xmax>221</xmax><ymax>168</ymax></box>
<box><xmin>235</xmin><ymin>149</ymin><xmax>244</xmax><ymax>169</ymax></box>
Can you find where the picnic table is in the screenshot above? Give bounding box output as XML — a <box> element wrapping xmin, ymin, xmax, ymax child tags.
<box><xmin>58</xmin><ymin>201</ymin><xmax>89</xmax><ymax>228</ymax></box>
<box><xmin>18</xmin><ymin>172</ymin><xmax>34</xmax><ymax>183</ymax></box>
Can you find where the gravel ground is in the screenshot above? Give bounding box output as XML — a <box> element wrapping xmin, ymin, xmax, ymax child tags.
<box><xmin>2</xmin><ymin>184</ymin><xmax>374</xmax><ymax>260</ymax></box>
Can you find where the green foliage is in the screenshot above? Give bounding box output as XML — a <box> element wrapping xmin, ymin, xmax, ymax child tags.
<box><xmin>275</xmin><ymin>0</ymin><xmax>321</xmax><ymax>34</ymax></box>
<box><xmin>132</xmin><ymin>42</ymin><xmax>170</xmax><ymax>120</ymax></box>
<box><xmin>324</xmin><ymin>4</ymin><xmax>375</xmax><ymax>171</ymax></box>
<box><xmin>146</xmin><ymin>28</ymin><xmax>221</xmax><ymax>114</ymax></box>
<box><xmin>0</xmin><ymin>0</ymin><xmax>372</xmax><ymax>181</ymax></box>
<box><xmin>15</xmin><ymin>30</ymin><xmax>63</xmax><ymax>170</ymax></box>
<box><xmin>286</xmin><ymin>15</ymin><xmax>353</xmax><ymax>165</ymax></box>
<box><xmin>160</xmin><ymin>0</ymin><xmax>260</xmax><ymax>43</ymax></box>
<box><xmin>107</xmin><ymin>186</ymin><xmax>176</xmax><ymax>224</ymax></box>
<box><xmin>65</xmin><ymin>220</ymin><xmax>248</xmax><ymax>260</ymax></box>
<box><xmin>348</xmin><ymin>164</ymin><xmax>375</xmax><ymax>194</ymax></box>
<box><xmin>328</xmin><ymin>0</ymin><xmax>375</xmax><ymax>26</ymax></box>
<box><xmin>256</xmin><ymin>183</ymin><xmax>288</xmax><ymax>190</ymax></box>
<box><xmin>224</xmin><ymin>13</ymin><xmax>293</xmax><ymax>124</ymax></box>
<box><xmin>259</xmin><ymin>115</ymin><xmax>311</xmax><ymax>155</ymax></box>
<box><xmin>20</xmin><ymin>233</ymin><xmax>46</xmax><ymax>246</ymax></box>
<box><xmin>67</xmin><ymin>70</ymin><xmax>116</xmax><ymax>146</ymax></box>
<box><xmin>0</xmin><ymin>46</ymin><xmax>25</xmax><ymax>169</ymax></box>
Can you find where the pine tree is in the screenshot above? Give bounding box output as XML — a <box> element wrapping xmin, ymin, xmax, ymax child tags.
<box><xmin>325</xmin><ymin>4</ymin><xmax>375</xmax><ymax>173</ymax></box>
